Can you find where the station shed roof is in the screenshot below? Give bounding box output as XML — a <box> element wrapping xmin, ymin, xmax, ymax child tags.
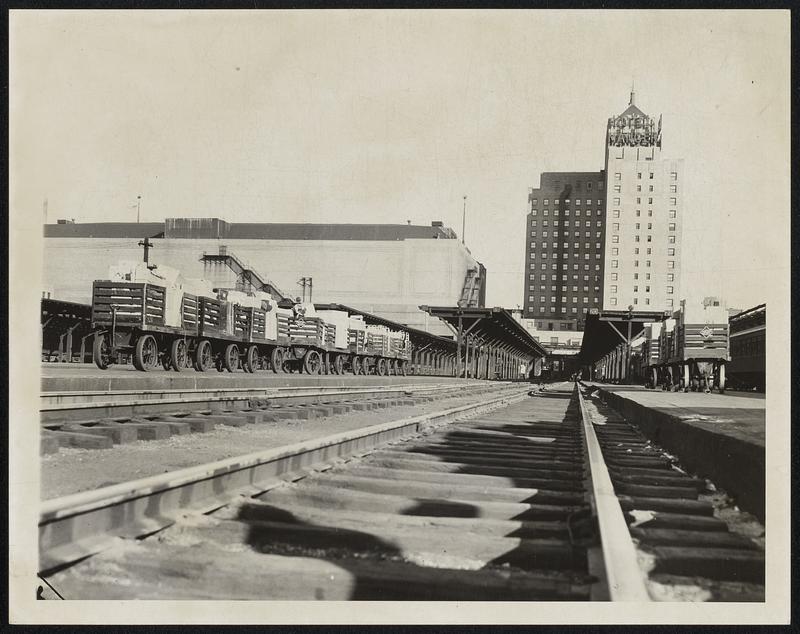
<box><xmin>578</xmin><ymin>308</ymin><xmax>669</xmax><ymax>365</ymax></box>
<box><xmin>314</xmin><ymin>303</ymin><xmax>457</xmax><ymax>353</ymax></box>
<box><xmin>419</xmin><ymin>306</ymin><xmax>548</xmax><ymax>359</ymax></box>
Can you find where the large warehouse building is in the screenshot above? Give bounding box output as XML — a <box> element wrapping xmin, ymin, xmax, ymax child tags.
<box><xmin>43</xmin><ymin>218</ymin><xmax>486</xmax><ymax>337</ymax></box>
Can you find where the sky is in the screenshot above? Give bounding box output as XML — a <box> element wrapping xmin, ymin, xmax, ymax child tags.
<box><xmin>10</xmin><ymin>10</ymin><xmax>790</xmax><ymax>310</ymax></box>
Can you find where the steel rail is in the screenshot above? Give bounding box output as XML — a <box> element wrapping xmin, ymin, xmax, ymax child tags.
<box><xmin>576</xmin><ymin>383</ymin><xmax>651</xmax><ymax>602</ymax></box>
<box><xmin>39</xmin><ymin>386</ymin><xmax>530</xmax><ymax>574</ymax></box>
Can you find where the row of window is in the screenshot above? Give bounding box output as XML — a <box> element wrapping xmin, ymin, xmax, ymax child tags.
<box><xmin>609</xmin><ymin>273</ymin><xmax>675</xmax><ymax>282</ymax></box>
<box><xmin>612</xmin><ymin>235</ymin><xmax>677</xmax><ymax>245</ymax></box>
<box><xmin>612</xmin><ymin>197</ymin><xmax>678</xmax><ymax>205</ymax></box>
<box><xmin>527</xmin><ymin>305</ymin><xmax>596</xmax><ymax>315</ymax></box>
<box><xmin>613</xmin><ymin>172</ymin><xmax>679</xmax><ymax>180</ymax></box>
<box><xmin>610</xmin><ymin>260</ymin><xmax>675</xmax><ymax>269</ymax></box>
<box><xmin>530</xmin><ymin>252</ymin><xmax>603</xmax><ymax>260</ymax></box>
<box><xmin>530</xmin><ymin>263</ymin><xmax>602</xmax><ymax>271</ymax></box>
<box><xmin>530</xmin><ymin>231</ymin><xmax>602</xmax><ymax>238</ymax></box>
<box><xmin>531</xmin><ymin>220</ymin><xmax>603</xmax><ymax>228</ymax></box>
<box><xmin>609</xmin><ymin>285</ymin><xmax>674</xmax><ymax>294</ymax></box>
<box><xmin>530</xmin><ymin>197</ymin><xmax>603</xmax><ymax>206</ymax></box>
<box><xmin>529</xmin><ymin>285</ymin><xmax>601</xmax><ymax>293</ymax></box>
<box><xmin>609</xmin><ymin>297</ymin><xmax>674</xmax><ymax>307</ymax></box>
<box><xmin>610</xmin><ymin>247</ymin><xmax>677</xmax><ymax>256</ymax></box>
<box><xmin>531</xmin><ymin>209</ymin><xmax>603</xmax><ymax>217</ymax></box>
<box><xmin>611</xmin><ymin>223</ymin><xmax>676</xmax><ymax>231</ymax></box>
<box><xmin>530</xmin><ymin>242</ymin><xmax>603</xmax><ymax>249</ymax></box>
<box><xmin>613</xmin><ymin>185</ymin><xmax>678</xmax><ymax>194</ymax></box>
<box><xmin>528</xmin><ymin>274</ymin><xmax>602</xmax><ymax>282</ymax></box>
<box><xmin>611</xmin><ymin>210</ymin><xmax>678</xmax><ymax>219</ymax></box>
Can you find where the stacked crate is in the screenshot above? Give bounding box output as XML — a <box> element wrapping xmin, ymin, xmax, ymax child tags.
<box><xmin>673</xmin><ymin>298</ymin><xmax>730</xmax><ymax>361</ymax></box>
<box><xmin>388</xmin><ymin>331</ymin><xmax>410</xmax><ymax>359</ymax></box>
<box><xmin>290</xmin><ymin>316</ymin><xmax>324</xmax><ymax>346</ymax></box>
<box><xmin>91</xmin><ymin>281</ymin><xmax>166</xmax><ymax>328</ymax></box>
<box><xmin>366</xmin><ymin>325</ymin><xmax>389</xmax><ymax>357</ymax></box>
<box><xmin>323</xmin><ymin>323</ymin><xmax>336</xmax><ymax>348</ymax></box>
<box><xmin>181</xmin><ymin>294</ymin><xmax>199</xmax><ymax>336</ymax></box>
<box><xmin>276</xmin><ymin>312</ymin><xmax>291</xmax><ymax>344</ymax></box>
<box><xmin>199</xmin><ymin>296</ymin><xmax>226</xmax><ymax>337</ymax></box>
<box><xmin>658</xmin><ymin>318</ymin><xmax>676</xmax><ymax>365</ymax></box>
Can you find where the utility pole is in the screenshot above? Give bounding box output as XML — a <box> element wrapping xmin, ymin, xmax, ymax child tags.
<box><xmin>462</xmin><ymin>195</ymin><xmax>467</xmax><ymax>245</ymax></box>
<box><xmin>297</xmin><ymin>277</ymin><xmax>313</xmax><ymax>302</ymax></box>
<box><xmin>136</xmin><ymin>195</ymin><xmax>142</xmax><ymax>223</ymax></box>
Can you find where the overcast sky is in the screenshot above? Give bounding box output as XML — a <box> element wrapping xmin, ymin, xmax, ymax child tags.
<box><xmin>11</xmin><ymin>10</ymin><xmax>790</xmax><ymax>310</ymax></box>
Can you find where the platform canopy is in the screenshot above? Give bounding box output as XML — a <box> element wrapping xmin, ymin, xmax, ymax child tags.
<box><xmin>314</xmin><ymin>303</ymin><xmax>457</xmax><ymax>352</ymax></box>
<box><xmin>419</xmin><ymin>306</ymin><xmax>548</xmax><ymax>360</ymax></box>
<box><xmin>578</xmin><ymin>308</ymin><xmax>669</xmax><ymax>365</ymax></box>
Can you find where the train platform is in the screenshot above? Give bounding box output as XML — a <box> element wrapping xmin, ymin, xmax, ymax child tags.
<box><xmin>582</xmin><ymin>382</ymin><xmax>765</xmax><ymax>521</ymax></box>
<box><xmin>41</xmin><ymin>363</ymin><xmax>486</xmax><ymax>393</ymax></box>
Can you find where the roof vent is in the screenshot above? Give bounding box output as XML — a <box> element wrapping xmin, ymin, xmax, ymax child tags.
<box><xmin>431</xmin><ymin>221</ymin><xmax>444</xmax><ymax>227</ymax></box>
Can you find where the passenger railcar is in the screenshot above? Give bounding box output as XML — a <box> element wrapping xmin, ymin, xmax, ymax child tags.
<box><xmin>727</xmin><ymin>304</ymin><xmax>766</xmax><ymax>391</ymax></box>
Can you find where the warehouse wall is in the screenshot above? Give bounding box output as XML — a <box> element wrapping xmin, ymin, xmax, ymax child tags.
<box><xmin>43</xmin><ymin>237</ymin><xmax>478</xmax><ymax>335</ymax></box>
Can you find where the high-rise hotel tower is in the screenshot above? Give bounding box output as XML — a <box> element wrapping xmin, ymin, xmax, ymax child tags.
<box><xmin>602</xmin><ymin>89</ymin><xmax>683</xmax><ymax>313</ymax></box>
<box><xmin>523</xmin><ymin>89</ymin><xmax>683</xmax><ymax>330</ymax></box>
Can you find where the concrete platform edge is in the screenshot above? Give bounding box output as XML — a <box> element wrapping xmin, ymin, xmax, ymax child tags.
<box><xmin>595</xmin><ymin>387</ymin><xmax>765</xmax><ymax>522</ymax></box>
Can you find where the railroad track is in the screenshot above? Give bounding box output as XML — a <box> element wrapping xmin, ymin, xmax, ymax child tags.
<box><xmin>38</xmin><ymin>382</ymin><xmax>764</xmax><ymax>601</ymax></box>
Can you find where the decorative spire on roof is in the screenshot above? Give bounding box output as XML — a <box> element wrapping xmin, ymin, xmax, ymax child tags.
<box><xmin>629</xmin><ymin>79</ymin><xmax>636</xmax><ymax>106</ymax></box>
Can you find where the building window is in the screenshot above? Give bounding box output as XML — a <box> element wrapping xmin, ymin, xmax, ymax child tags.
<box><xmin>612</xmin><ymin>223</ymin><xmax>620</xmax><ymax>231</ymax></box>
<box><xmin>610</xmin><ymin>298</ymin><xmax>618</xmax><ymax>306</ymax></box>
<box><xmin>551</xmin><ymin>274</ymin><xmax>557</xmax><ymax>281</ymax></box>
<box><xmin>647</xmin><ymin>222</ymin><xmax>652</xmax><ymax>229</ymax></box>
<box><xmin>613</xmin><ymin>210</ymin><xmax>620</xmax><ymax>218</ymax></box>
<box><xmin>670</xmin><ymin>172</ymin><xmax>678</xmax><ymax>180</ymax></box>
<box><xmin>645</xmin><ymin>298</ymin><xmax>650</xmax><ymax>305</ymax></box>
<box><xmin>636</xmin><ymin>185</ymin><xmax>642</xmax><ymax>192</ymax></box>
<box><xmin>530</xmin><ymin>231</ymin><xmax>537</xmax><ymax>237</ymax></box>
<box><xmin>635</xmin><ymin>235</ymin><xmax>640</xmax><ymax>242</ymax></box>
<box><xmin>634</xmin><ymin>260</ymin><xmax>639</xmax><ymax>267</ymax></box>
<box><xmin>587</xmin><ymin>182</ymin><xmax>592</xmax><ymax>190</ymax></box>
<box><xmin>633</xmin><ymin>285</ymin><xmax>638</xmax><ymax>292</ymax></box>
<box><xmin>562</xmin><ymin>264</ymin><xmax>568</xmax><ymax>270</ymax></box>
<box><xmin>614</xmin><ymin>172</ymin><xmax>621</xmax><ymax>180</ymax></box>
<box><xmin>637</xmin><ymin>172</ymin><xmax>642</xmax><ymax>179</ymax></box>
<box><xmin>667</xmin><ymin>273</ymin><xmax>674</xmax><ymax>282</ymax></box>
<box><xmin>595</xmin><ymin>242</ymin><xmax>601</xmax><ymax>249</ymax></box>
<box><xmin>647</xmin><ymin>235</ymin><xmax>652</xmax><ymax>242</ymax></box>
<box><xmin>542</xmin><ymin>252</ymin><xmax>547</xmax><ymax>259</ymax></box>
<box><xmin>572</xmin><ymin>285</ymin><xmax>578</xmax><ymax>292</ymax></box>
<box><xmin>646</xmin><ymin>248</ymin><xmax>652</xmax><ymax>255</ymax></box>
<box><xmin>540</xmin><ymin>284</ymin><xmax>546</xmax><ymax>291</ymax></box>
<box><xmin>573</xmin><ymin>242</ymin><xmax>579</xmax><ymax>249</ymax></box>
<box><xmin>531</xmin><ymin>210</ymin><xmax>537</xmax><ymax>216</ymax></box>
<box><xmin>551</xmin><ymin>285</ymin><xmax>557</xmax><ymax>291</ymax></box>
<box><xmin>667</xmin><ymin>286</ymin><xmax>674</xmax><ymax>294</ymax></box>
<box><xmin>670</xmin><ymin>185</ymin><xmax>677</xmax><ymax>193</ymax></box>
<box><xmin>611</xmin><ymin>248</ymin><xmax>619</xmax><ymax>255</ymax></box>
<box><xmin>636</xmin><ymin>197</ymin><xmax>641</xmax><ymax>204</ymax></box>
<box><xmin>634</xmin><ymin>273</ymin><xmax>639</xmax><ymax>280</ymax></box>
<box><xmin>668</xmin><ymin>248</ymin><xmax>675</xmax><ymax>256</ymax></box>
<box><xmin>585</xmin><ymin>264</ymin><xmax>590</xmax><ymax>270</ymax></box>
<box><xmin>544</xmin><ymin>199</ymin><xmax>549</xmax><ymax>205</ymax></box>
<box><xmin>636</xmin><ymin>210</ymin><xmax>641</xmax><ymax>217</ymax></box>
<box><xmin>611</xmin><ymin>260</ymin><xmax>618</xmax><ymax>268</ymax></box>
<box><xmin>595</xmin><ymin>231</ymin><xmax>602</xmax><ymax>238</ymax></box>
<box><xmin>598</xmin><ymin>182</ymin><xmax>603</xmax><ymax>190</ymax></box>
<box><xmin>611</xmin><ymin>273</ymin><xmax>618</xmax><ymax>281</ymax></box>
<box><xmin>648</xmin><ymin>197</ymin><xmax>653</xmax><ymax>204</ymax></box>
<box><xmin>564</xmin><ymin>209</ymin><xmax>570</xmax><ymax>216</ymax></box>
<box><xmin>646</xmin><ymin>273</ymin><xmax>651</xmax><ymax>280</ymax></box>
<box><xmin>649</xmin><ymin>185</ymin><xmax>654</xmax><ymax>192</ymax></box>
<box><xmin>670</xmin><ymin>197</ymin><xmax>677</xmax><ymax>205</ymax></box>
<box><xmin>669</xmin><ymin>223</ymin><xmax>676</xmax><ymax>231</ymax></box>
<box><xmin>575</xmin><ymin>199</ymin><xmax>581</xmax><ymax>205</ymax></box>
<box><xmin>584</xmin><ymin>220</ymin><xmax>591</xmax><ymax>227</ymax></box>
<box><xmin>583</xmin><ymin>286</ymin><xmax>589</xmax><ymax>292</ymax></box>
<box><xmin>554</xmin><ymin>209</ymin><xmax>559</xmax><ymax>217</ymax></box>
<box><xmin>612</xmin><ymin>235</ymin><xmax>619</xmax><ymax>243</ymax></box>
<box><xmin>573</xmin><ymin>264</ymin><xmax>579</xmax><ymax>270</ymax></box>
<box><xmin>596</xmin><ymin>221</ymin><xmax>602</xmax><ymax>227</ymax></box>
<box><xmin>561</xmin><ymin>307</ymin><xmax>567</xmax><ymax>313</ymax></box>
<box><xmin>541</xmin><ymin>264</ymin><xmax>547</xmax><ymax>269</ymax></box>
<box><xmin>645</xmin><ymin>285</ymin><xmax>651</xmax><ymax>293</ymax></box>
<box><xmin>593</xmin><ymin>297</ymin><xmax>599</xmax><ymax>303</ymax></box>
<box><xmin>530</xmin><ymin>263</ymin><xmax>536</xmax><ymax>270</ymax></box>
<box><xmin>669</xmin><ymin>210</ymin><xmax>677</xmax><ymax>218</ymax></box>
<box><xmin>544</xmin><ymin>209</ymin><xmax>549</xmax><ymax>216</ymax></box>
<box><xmin>648</xmin><ymin>209</ymin><xmax>653</xmax><ymax>217</ymax></box>
<box><xmin>613</xmin><ymin>197</ymin><xmax>620</xmax><ymax>205</ymax></box>
<box><xmin>611</xmin><ymin>285</ymin><xmax>618</xmax><ymax>293</ymax></box>
<box><xmin>646</xmin><ymin>260</ymin><xmax>651</xmax><ymax>267</ymax></box>
<box><xmin>613</xmin><ymin>185</ymin><xmax>621</xmax><ymax>193</ymax></box>
<box><xmin>552</xmin><ymin>242</ymin><xmax>558</xmax><ymax>249</ymax></box>
<box><xmin>633</xmin><ymin>297</ymin><xmax>639</xmax><ymax>305</ymax></box>
<box><xmin>634</xmin><ymin>248</ymin><xmax>639</xmax><ymax>254</ymax></box>
<box><xmin>531</xmin><ymin>220</ymin><xmax>537</xmax><ymax>227</ymax></box>
<box><xmin>531</xmin><ymin>198</ymin><xmax>538</xmax><ymax>205</ymax></box>
<box><xmin>543</xmin><ymin>220</ymin><xmax>549</xmax><ymax>227</ymax></box>
<box><xmin>528</xmin><ymin>296</ymin><xmax>535</xmax><ymax>302</ymax></box>
<box><xmin>635</xmin><ymin>223</ymin><xmax>640</xmax><ymax>230</ymax></box>
<box><xmin>667</xmin><ymin>299</ymin><xmax>674</xmax><ymax>307</ymax></box>
<box><xmin>564</xmin><ymin>220</ymin><xmax>570</xmax><ymax>227</ymax></box>
<box><xmin>649</xmin><ymin>172</ymin><xmax>654</xmax><ymax>179</ymax></box>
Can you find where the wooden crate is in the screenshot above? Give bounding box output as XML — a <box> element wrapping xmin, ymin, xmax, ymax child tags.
<box><xmin>92</xmin><ymin>281</ymin><xmax>165</xmax><ymax>328</ymax></box>
<box><xmin>181</xmin><ymin>294</ymin><xmax>199</xmax><ymax>336</ymax></box>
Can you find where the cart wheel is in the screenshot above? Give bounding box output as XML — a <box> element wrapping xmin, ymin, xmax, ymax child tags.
<box><xmin>194</xmin><ymin>340</ymin><xmax>212</xmax><ymax>372</ymax></box>
<box><xmin>351</xmin><ymin>356</ymin><xmax>361</xmax><ymax>375</ymax></box>
<box><xmin>333</xmin><ymin>354</ymin><xmax>344</xmax><ymax>375</ymax></box>
<box><xmin>92</xmin><ymin>334</ymin><xmax>111</xmax><ymax>370</ymax></box>
<box><xmin>133</xmin><ymin>334</ymin><xmax>159</xmax><ymax>372</ymax></box>
<box><xmin>303</xmin><ymin>350</ymin><xmax>322</xmax><ymax>374</ymax></box>
<box><xmin>718</xmin><ymin>364</ymin><xmax>726</xmax><ymax>394</ymax></box>
<box><xmin>270</xmin><ymin>347</ymin><xmax>284</xmax><ymax>373</ymax></box>
<box><xmin>243</xmin><ymin>345</ymin><xmax>259</xmax><ymax>373</ymax></box>
<box><xmin>376</xmin><ymin>358</ymin><xmax>387</xmax><ymax>376</ymax></box>
<box><xmin>223</xmin><ymin>344</ymin><xmax>240</xmax><ymax>372</ymax></box>
<box><xmin>170</xmin><ymin>338</ymin><xmax>188</xmax><ymax>372</ymax></box>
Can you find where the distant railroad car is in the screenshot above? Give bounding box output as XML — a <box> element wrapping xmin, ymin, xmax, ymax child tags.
<box><xmin>727</xmin><ymin>304</ymin><xmax>766</xmax><ymax>391</ymax></box>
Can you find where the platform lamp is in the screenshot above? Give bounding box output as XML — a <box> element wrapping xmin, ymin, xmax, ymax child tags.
<box><xmin>136</xmin><ymin>195</ymin><xmax>142</xmax><ymax>223</ymax></box>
